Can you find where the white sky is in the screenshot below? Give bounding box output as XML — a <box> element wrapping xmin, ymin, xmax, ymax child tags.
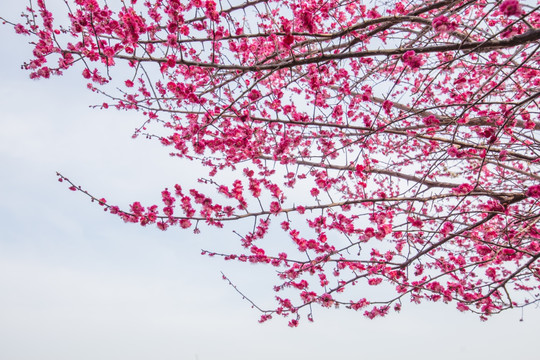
<box><xmin>1</xmin><ymin>2</ymin><xmax>540</xmax><ymax>360</ymax></box>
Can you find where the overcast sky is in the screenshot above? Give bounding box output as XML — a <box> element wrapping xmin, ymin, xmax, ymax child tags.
<box><xmin>1</xmin><ymin>2</ymin><xmax>540</xmax><ymax>360</ymax></box>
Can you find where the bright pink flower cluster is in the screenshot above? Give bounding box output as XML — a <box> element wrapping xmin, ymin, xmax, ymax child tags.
<box><xmin>432</xmin><ymin>15</ymin><xmax>458</xmax><ymax>33</ymax></box>
<box><xmin>401</xmin><ymin>50</ymin><xmax>423</xmax><ymax>69</ymax></box>
<box><xmin>423</xmin><ymin>115</ymin><xmax>440</xmax><ymax>126</ymax></box>
<box><xmin>499</xmin><ymin>0</ymin><xmax>522</xmax><ymax>17</ymax></box>
<box><xmin>527</xmin><ymin>185</ymin><xmax>540</xmax><ymax>198</ymax></box>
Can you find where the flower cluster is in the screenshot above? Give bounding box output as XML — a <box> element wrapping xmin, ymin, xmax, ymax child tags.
<box><xmin>499</xmin><ymin>0</ymin><xmax>522</xmax><ymax>17</ymax></box>
<box><xmin>401</xmin><ymin>50</ymin><xmax>423</xmax><ymax>69</ymax></box>
<box><xmin>432</xmin><ymin>15</ymin><xmax>458</xmax><ymax>34</ymax></box>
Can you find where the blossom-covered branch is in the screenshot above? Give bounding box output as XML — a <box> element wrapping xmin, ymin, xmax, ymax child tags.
<box><xmin>4</xmin><ymin>0</ymin><xmax>540</xmax><ymax>324</ymax></box>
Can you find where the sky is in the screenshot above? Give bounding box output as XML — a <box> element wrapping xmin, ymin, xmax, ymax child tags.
<box><xmin>1</xmin><ymin>2</ymin><xmax>540</xmax><ymax>360</ymax></box>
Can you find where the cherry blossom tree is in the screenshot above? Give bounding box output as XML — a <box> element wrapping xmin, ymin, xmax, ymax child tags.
<box><xmin>3</xmin><ymin>0</ymin><xmax>540</xmax><ymax>325</ymax></box>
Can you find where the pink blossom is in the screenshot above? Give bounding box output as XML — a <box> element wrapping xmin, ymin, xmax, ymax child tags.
<box><xmin>368</xmin><ymin>278</ymin><xmax>383</xmax><ymax>285</ymax></box>
<box><xmin>282</xmin><ymin>34</ymin><xmax>294</xmax><ymax>48</ymax></box>
<box><xmin>441</xmin><ymin>221</ymin><xmax>454</xmax><ymax>236</ymax></box>
<box><xmin>269</xmin><ymin>201</ymin><xmax>281</xmax><ymax>214</ymax></box>
<box><xmin>432</xmin><ymin>16</ymin><xmax>458</xmax><ymax>34</ymax></box>
<box><xmin>527</xmin><ymin>184</ymin><xmax>540</xmax><ymax>198</ymax></box>
<box><xmin>407</xmin><ymin>216</ymin><xmax>423</xmax><ymax>228</ymax></box>
<box><xmin>350</xmin><ymin>298</ymin><xmax>370</xmax><ymax>310</ymax></box>
<box><xmin>423</xmin><ymin>115</ymin><xmax>440</xmax><ymax>126</ymax></box>
<box><xmin>402</xmin><ymin>50</ymin><xmax>423</xmax><ymax>69</ymax></box>
<box><xmin>14</xmin><ymin>24</ymin><xmax>30</xmax><ymax>35</ymax></box>
<box><xmin>157</xmin><ymin>222</ymin><xmax>168</xmax><ymax>231</ymax></box>
<box><xmin>288</xmin><ymin>319</ymin><xmax>299</xmax><ymax>327</ymax></box>
<box><xmin>382</xmin><ymin>100</ymin><xmax>393</xmax><ymax>114</ymax></box>
<box><xmin>247</xmin><ymin>89</ymin><xmax>261</xmax><ymax>101</ymax></box>
<box><xmin>364</xmin><ymin>227</ymin><xmax>375</xmax><ymax>239</ymax></box>
<box><xmin>476</xmin><ymin>245</ymin><xmax>492</xmax><ymax>256</ymax></box>
<box><xmin>259</xmin><ymin>314</ymin><xmax>272</xmax><ymax>323</ymax></box>
<box><xmin>453</xmin><ymin>183</ymin><xmax>474</xmax><ymax>194</ymax></box>
<box><xmin>319</xmin><ymin>293</ymin><xmax>334</xmax><ymax>307</ymax></box>
<box><xmin>500</xmin><ymin>0</ymin><xmax>522</xmax><ymax>17</ymax></box>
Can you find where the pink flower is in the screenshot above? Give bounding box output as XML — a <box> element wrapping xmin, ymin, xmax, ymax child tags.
<box><xmin>282</xmin><ymin>34</ymin><xmax>295</xmax><ymax>48</ymax></box>
<box><xmin>364</xmin><ymin>227</ymin><xmax>375</xmax><ymax>239</ymax></box>
<box><xmin>269</xmin><ymin>201</ymin><xmax>281</xmax><ymax>214</ymax></box>
<box><xmin>382</xmin><ymin>100</ymin><xmax>393</xmax><ymax>114</ymax></box>
<box><xmin>319</xmin><ymin>293</ymin><xmax>334</xmax><ymax>307</ymax></box>
<box><xmin>157</xmin><ymin>222</ymin><xmax>168</xmax><ymax>231</ymax></box>
<box><xmin>453</xmin><ymin>183</ymin><xmax>474</xmax><ymax>194</ymax></box>
<box><xmin>432</xmin><ymin>15</ymin><xmax>458</xmax><ymax>34</ymax></box>
<box><xmin>82</xmin><ymin>68</ymin><xmax>91</xmax><ymax>79</ymax></box>
<box><xmin>500</xmin><ymin>0</ymin><xmax>522</xmax><ymax>17</ymax></box>
<box><xmin>423</xmin><ymin>115</ymin><xmax>440</xmax><ymax>126</ymax></box>
<box><xmin>247</xmin><ymin>89</ymin><xmax>261</xmax><ymax>101</ymax></box>
<box><xmin>476</xmin><ymin>245</ymin><xmax>492</xmax><ymax>256</ymax></box>
<box><xmin>402</xmin><ymin>50</ymin><xmax>423</xmax><ymax>69</ymax></box>
<box><xmin>407</xmin><ymin>216</ymin><xmax>423</xmax><ymax>228</ymax></box>
<box><xmin>441</xmin><ymin>221</ymin><xmax>454</xmax><ymax>236</ymax></box>
<box><xmin>527</xmin><ymin>184</ymin><xmax>540</xmax><ymax>198</ymax></box>
<box><xmin>368</xmin><ymin>278</ymin><xmax>383</xmax><ymax>286</ymax></box>
<box><xmin>288</xmin><ymin>319</ymin><xmax>299</xmax><ymax>327</ymax></box>
<box><xmin>14</xmin><ymin>24</ymin><xmax>30</xmax><ymax>35</ymax></box>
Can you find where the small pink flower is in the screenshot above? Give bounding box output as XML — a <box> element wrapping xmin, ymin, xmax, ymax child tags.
<box><xmin>453</xmin><ymin>183</ymin><xmax>474</xmax><ymax>194</ymax></box>
<box><xmin>423</xmin><ymin>115</ymin><xmax>440</xmax><ymax>126</ymax></box>
<box><xmin>288</xmin><ymin>319</ymin><xmax>299</xmax><ymax>327</ymax></box>
<box><xmin>500</xmin><ymin>0</ymin><xmax>522</xmax><ymax>17</ymax></box>
<box><xmin>14</xmin><ymin>24</ymin><xmax>30</xmax><ymax>35</ymax></box>
<box><xmin>407</xmin><ymin>216</ymin><xmax>423</xmax><ymax>228</ymax></box>
<box><xmin>402</xmin><ymin>50</ymin><xmax>423</xmax><ymax>69</ymax></box>
<box><xmin>282</xmin><ymin>34</ymin><xmax>294</xmax><ymax>48</ymax></box>
<box><xmin>364</xmin><ymin>227</ymin><xmax>375</xmax><ymax>239</ymax></box>
<box><xmin>157</xmin><ymin>222</ymin><xmax>168</xmax><ymax>231</ymax></box>
<box><xmin>382</xmin><ymin>100</ymin><xmax>393</xmax><ymax>114</ymax></box>
<box><xmin>269</xmin><ymin>201</ymin><xmax>281</xmax><ymax>214</ymax></box>
<box><xmin>432</xmin><ymin>15</ymin><xmax>458</xmax><ymax>34</ymax></box>
<box><xmin>525</xmin><ymin>120</ymin><xmax>536</xmax><ymax>129</ymax></box>
<box><xmin>527</xmin><ymin>184</ymin><xmax>540</xmax><ymax>198</ymax></box>
<box><xmin>476</xmin><ymin>245</ymin><xmax>492</xmax><ymax>256</ymax></box>
<box><xmin>441</xmin><ymin>221</ymin><xmax>454</xmax><ymax>236</ymax></box>
<box><xmin>247</xmin><ymin>89</ymin><xmax>261</xmax><ymax>101</ymax></box>
<box><xmin>82</xmin><ymin>68</ymin><xmax>91</xmax><ymax>79</ymax></box>
<box><xmin>319</xmin><ymin>293</ymin><xmax>334</xmax><ymax>307</ymax></box>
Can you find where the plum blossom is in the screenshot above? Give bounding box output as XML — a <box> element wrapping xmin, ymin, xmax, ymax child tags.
<box><xmin>500</xmin><ymin>0</ymin><xmax>522</xmax><ymax>17</ymax></box>
<box><xmin>527</xmin><ymin>185</ymin><xmax>540</xmax><ymax>198</ymax></box>
<box><xmin>423</xmin><ymin>115</ymin><xmax>440</xmax><ymax>126</ymax></box>
<box><xmin>432</xmin><ymin>15</ymin><xmax>458</xmax><ymax>33</ymax></box>
<box><xmin>382</xmin><ymin>100</ymin><xmax>393</xmax><ymax>114</ymax></box>
<box><xmin>402</xmin><ymin>50</ymin><xmax>423</xmax><ymax>69</ymax></box>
